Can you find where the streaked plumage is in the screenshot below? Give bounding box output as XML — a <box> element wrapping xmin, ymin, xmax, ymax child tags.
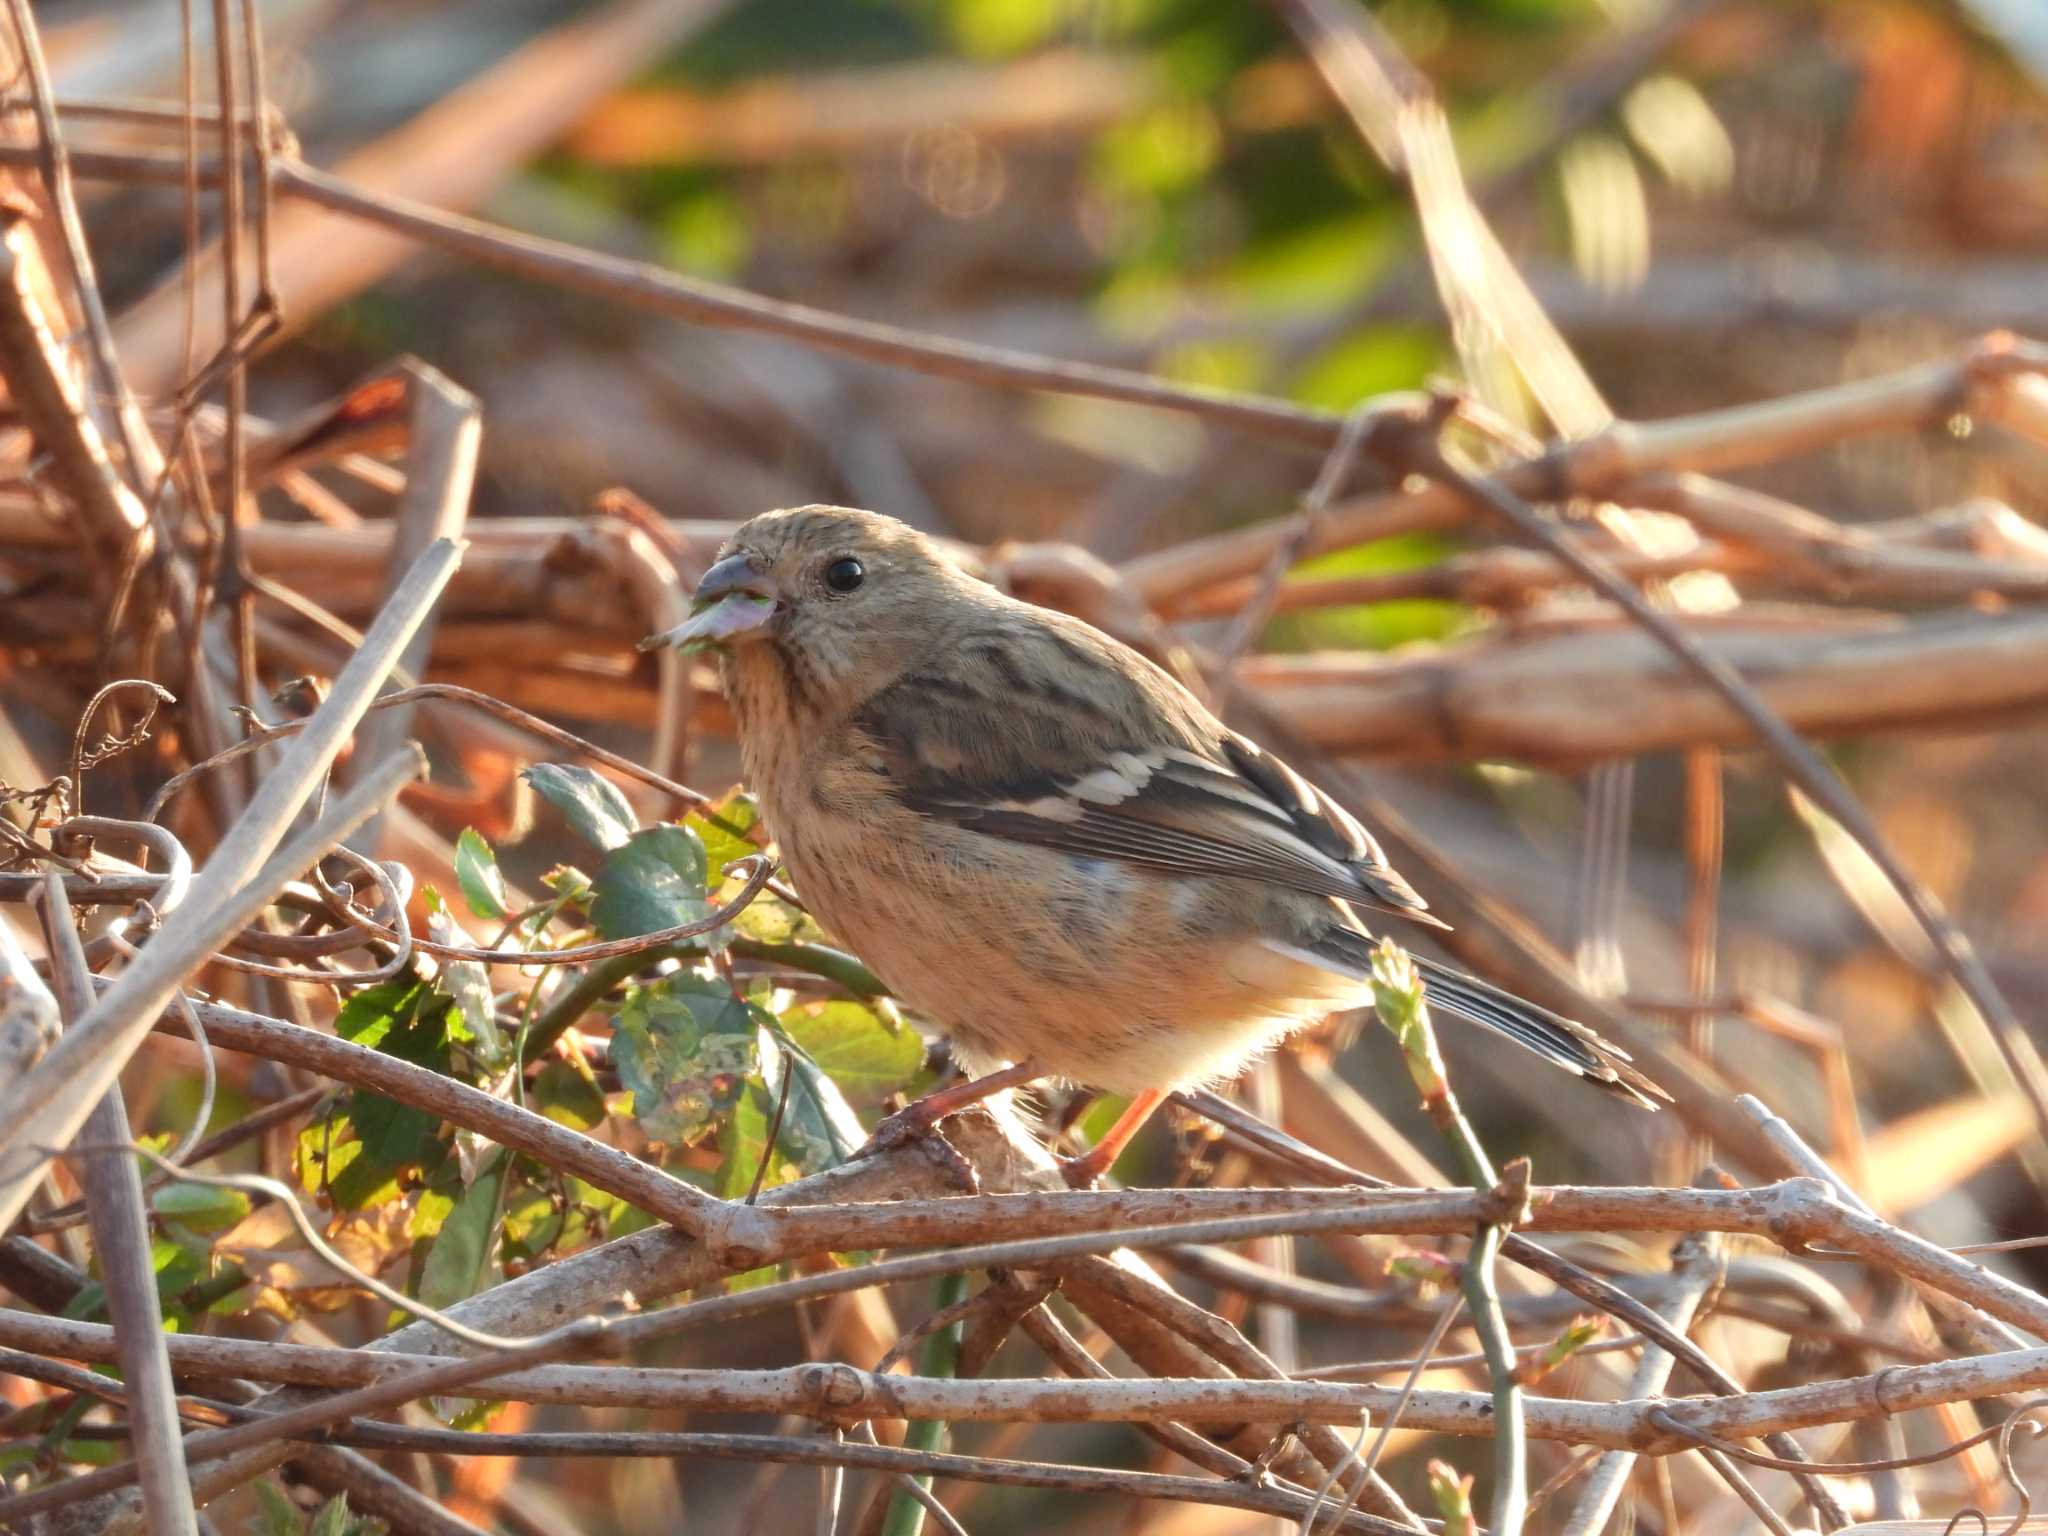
<box><xmin>651</xmin><ymin>505</ymin><xmax>1664</xmax><ymax>1109</ymax></box>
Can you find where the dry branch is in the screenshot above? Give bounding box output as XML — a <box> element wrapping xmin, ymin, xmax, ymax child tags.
<box><xmin>1244</xmin><ymin>608</ymin><xmax>2048</xmax><ymax>761</ymax></box>
<box><xmin>0</xmin><ymin>537</ymin><xmax>457</xmax><ymax>1232</ymax></box>
<box><xmin>40</xmin><ymin>878</ymin><xmax>197</xmax><ymax>1535</ymax></box>
<box><xmin>17</xmin><ymin>1304</ymin><xmax>2048</xmax><ymax>1455</ymax></box>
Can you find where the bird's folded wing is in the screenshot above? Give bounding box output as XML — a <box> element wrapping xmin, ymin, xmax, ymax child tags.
<box><xmin>852</xmin><ymin>633</ymin><xmax>1438</xmax><ymax>920</ymax></box>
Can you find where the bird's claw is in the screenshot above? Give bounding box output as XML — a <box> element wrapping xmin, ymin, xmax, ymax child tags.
<box><xmin>853</xmin><ymin>1105</ymin><xmax>980</xmax><ymax>1192</ymax></box>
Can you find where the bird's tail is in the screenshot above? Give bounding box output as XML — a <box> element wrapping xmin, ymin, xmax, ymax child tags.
<box><xmin>1412</xmin><ymin>956</ymin><xmax>1668</xmax><ymax>1108</ymax></box>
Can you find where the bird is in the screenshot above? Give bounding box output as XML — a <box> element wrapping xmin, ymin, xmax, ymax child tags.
<box><xmin>646</xmin><ymin>505</ymin><xmax>1665</xmax><ymax>1184</ymax></box>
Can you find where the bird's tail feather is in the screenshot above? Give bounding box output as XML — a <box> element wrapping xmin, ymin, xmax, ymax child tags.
<box><xmin>1411</xmin><ymin>956</ymin><xmax>1668</xmax><ymax>1108</ymax></box>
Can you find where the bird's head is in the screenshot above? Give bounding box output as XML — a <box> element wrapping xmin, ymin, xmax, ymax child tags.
<box><xmin>643</xmin><ymin>505</ymin><xmax>977</xmax><ymax>711</ymax></box>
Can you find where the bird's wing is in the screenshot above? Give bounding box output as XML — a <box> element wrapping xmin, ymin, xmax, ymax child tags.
<box><xmin>850</xmin><ymin>617</ymin><xmax>1439</xmax><ymax>921</ymax></box>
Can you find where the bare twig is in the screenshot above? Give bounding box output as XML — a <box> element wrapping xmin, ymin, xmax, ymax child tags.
<box><xmin>38</xmin><ymin>875</ymin><xmax>198</xmax><ymax>1535</ymax></box>
<box><xmin>1559</xmin><ymin>1231</ymin><xmax>1725</xmax><ymax>1536</ymax></box>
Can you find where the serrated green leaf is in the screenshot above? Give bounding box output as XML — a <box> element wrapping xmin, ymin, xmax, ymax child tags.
<box><xmin>762</xmin><ymin>1032</ymin><xmax>865</xmax><ymax>1174</ymax></box>
<box><xmin>443</xmin><ymin>1397</ymin><xmax>507</xmax><ymax>1431</ymax></box>
<box><xmin>415</xmin><ymin>1153</ymin><xmax>506</xmax><ymax>1313</ymax></box>
<box><xmin>776</xmin><ymin>1000</ymin><xmax>923</xmax><ymax>1107</ymax></box>
<box><xmin>252</xmin><ymin>1481</ymin><xmax>304</xmax><ymax>1536</ymax></box>
<box><xmin>590</xmin><ymin>824</ymin><xmax>720</xmax><ymax>945</ymax></box>
<box><xmin>307</xmin><ymin>1494</ymin><xmax>354</xmax><ymax>1536</ymax></box>
<box><xmin>149</xmin><ymin>1181</ymin><xmax>250</xmax><ymax>1234</ymax></box>
<box><xmin>613</xmin><ymin>974</ymin><xmax>757</xmax><ymax>1144</ymax></box>
<box><xmin>454</xmin><ymin>827</ymin><xmax>511</xmax><ymax>921</ymax></box>
<box><xmin>524</xmin><ymin>763</ymin><xmax>638</xmax><ymax>851</ymax></box>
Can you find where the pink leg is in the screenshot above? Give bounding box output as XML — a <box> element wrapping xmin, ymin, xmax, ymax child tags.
<box><xmin>863</xmin><ymin>1059</ymin><xmax>1043</xmax><ymax>1155</ymax></box>
<box><xmin>1061</xmin><ymin>1087</ymin><xmax>1168</xmax><ymax>1188</ymax></box>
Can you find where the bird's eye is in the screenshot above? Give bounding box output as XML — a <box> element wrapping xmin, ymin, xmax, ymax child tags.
<box><xmin>823</xmin><ymin>556</ymin><xmax>865</xmax><ymax>594</ymax></box>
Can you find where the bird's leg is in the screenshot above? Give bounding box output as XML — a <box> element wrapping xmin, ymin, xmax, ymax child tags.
<box><xmin>860</xmin><ymin>1058</ymin><xmax>1044</xmax><ymax>1160</ymax></box>
<box><xmin>1060</xmin><ymin>1087</ymin><xmax>1168</xmax><ymax>1188</ymax></box>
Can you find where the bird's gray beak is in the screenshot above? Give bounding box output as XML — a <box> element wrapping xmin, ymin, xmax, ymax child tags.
<box><xmin>639</xmin><ymin>553</ymin><xmax>780</xmax><ymax>654</ymax></box>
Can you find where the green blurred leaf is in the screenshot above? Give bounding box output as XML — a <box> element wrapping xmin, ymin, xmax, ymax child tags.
<box><xmin>307</xmin><ymin>1494</ymin><xmax>354</xmax><ymax>1536</ymax></box>
<box><xmin>687</xmin><ymin>789</ymin><xmax>762</xmax><ymax>877</ymax></box>
<box><xmin>776</xmin><ymin>1000</ymin><xmax>923</xmax><ymax>1107</ymax></box>
<box><xmin>149</xmin><ymin>1182</ymin><xmax>250</xmax><ymax>1234</ymax></box>
<box><xmin>535</xmin><ymin>1059</ymin><xmax>608</xmax><ymax>1132</ymax></box>
<box><xmin>502</xmin><ymin>1182</ymin><xmax>566</xmax><ymax>1262</ymax></box>
<box><xmin>454</xmin><ymin>827</ymin><xmax>511</xmax><ymax>921</ymax></box>
<box><xmin>1093</xmin><ymin>102</ymin><xmax>1221</xmax><ymax>196</ymax></box>
<box><xmin>415</xmin><ymin>1153</ymin><xmax>506</xmax><ymax>1312</ymax></box>
<box><xmin>659</xmin><ymin>187</ymin><xmax>752</xmax><ymax>277</ymax></box>
<box><xmin>613</xmin><ymin>973</ymin><xmax>759</xmax><ymax>1145</ymax></box>
<box><xmin>541</xmin><ymin>864</ymin><xmax>594</xmax><ymax>906</ymax></box>
<box><xmin>936</xmin><ymin>0</ymin><xmax>1064</xmax><ymax>57</ymax></box>
<box><xmin>715</xmin><ymin>1075</ymin><xmax>786</xmax><ymax>1201</ymax></box>
<box><xmin>1291</xmin><ymin>325</ymin><xmax>1442</xmax><ymax>410</ymax></box>
<box><xmin>1265</xmin><ymin>532</ymin><xmax>1474</xmax><ymax>653</ymax></box>
<box><xmin>591</xmin><ymin>824</ymin><xmax>718</xmax><ymax>944</ymax></box>
<box><xmin>252</xmin><ymin>1481</ymin><xmax>304</xmax><ymax>1536</ymax></box>
<box><xmin>410</xmin><ymin>1175</ymin><xmax>458</xmax><ymax>1242</ymax></box>
<box><xmin>523</xmin><ymin>763</ymin><xmax>639</xmax><ymax>851</ymax></box>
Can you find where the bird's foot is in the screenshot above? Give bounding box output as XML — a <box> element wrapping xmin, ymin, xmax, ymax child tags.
<box><xmin>1057</xmin><ymin>1145</ymin><xmax>1116</xmax><ymax>1189</ymax></box>
<box><xmin>854</xmin><ymin>1101</ymin><xmax>981</xmax><ymax>1192</ymax></box>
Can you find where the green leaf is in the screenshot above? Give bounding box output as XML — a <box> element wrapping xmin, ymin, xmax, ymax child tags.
<box><xmin>424</xmin><ymin>892</ymin><xmax>501</xmax><ymax>1060</ymax></box>
<box><xmin>534</xmin><ymin>1060</ymin><xmax>607</xmax><ymax>1132</ymax></box>
<box><xmin>524</xmin><ymin>763</ymin><xmax>638</xmax><ymax>851</ymax></box>
<box><xmin>307</xmin><ymin>984</ymin><xmax>454</xmax><ymax>1209</ymax></box>
<box><xmin>415</xmin><ymin>1153</ymin><xmax>507</xmax><ymax>1312</ymax></box>
<box><xmin>686</xmin><ymin>788</ymin><xmax>761</xmax><ymax>876</ymax></box>
<box><xmin>612</xmin><ymin>974</ymin><xmax>758</xmax><ymax>1145</ymax></box>
<box><xmin>295</xmin><ymin>1112</ymin><xmax>410</xmax><ymax>1212</ymax></box>
<box><xmin>454</xmin><ymin>827</ymin><xmax>511</xmax><ymax>921</ymax></box>
<box><xmin>150</xmin><ymin>1181</ymin><xmax>250</xmax><ymax>1234</ymax></box>
<box><xmin>307</xmin><ymin>1494</ymin><xmax>354</xmax><ymax>1536</ymax></box>
<box><xmin>252</xmin><ymin>1481</ymin><xmax>304</xmax><ymax>1536</ymax></box>
<box><xmin>501</xmin><ymin>1183</ymin><xmax>565</xmax><ymax>1261</ymax></box>
<box><xmin>762</xmin><ymin>1032</ymin><xmax>865</xmax><ymax>1174</ymax></box>
<box><xmin>540</xmin><ymin>864</ymin><xmax>593</xmax><ymax>906</ymax></box>
<box><xmin>410</xmin><ymin>1173</ymin><xmax>458</xmax><ymax>1242</ymax></box>
<box><xmin>714</xmin><ymin>1075</ymin><xmax>785</xmax><ymax>1201</ymax></box>
<box><xmin>776</xmin><ymin>1000</ymin><xmax>922</xmax><ymax>1107</ymax></box>
<box><xmin>590</xmin><ymin>824</ymin><xmax>719</xmax><ymax>945</ymax></box>
<box><xmin>334</xmin><ymin>978</ymin><xmax>428</xmax><ymax>1052</ymax></box>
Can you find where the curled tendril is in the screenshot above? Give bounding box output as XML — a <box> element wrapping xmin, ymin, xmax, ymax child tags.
<box><xmin>1987</xmin><ymin>1396</ymin><xmax>2048</xmax><ymax>1536</ymax></box>
<box><xmin>67</xmin><ymin>678</ymin><xmax>176</xmax><ymax>816</ymax></box>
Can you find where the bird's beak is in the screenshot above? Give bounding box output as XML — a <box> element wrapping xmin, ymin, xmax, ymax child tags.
<box><xmin>639</xmin><ymin>553</ymin><xmax>781</xmax><ymax>653</ymax></box>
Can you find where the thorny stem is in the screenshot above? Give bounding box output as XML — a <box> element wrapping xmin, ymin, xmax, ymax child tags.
<box><xmin>1370</xmin><ymin>939</ymin><xmax>1527</xmax><ymax>1536</ymax></box>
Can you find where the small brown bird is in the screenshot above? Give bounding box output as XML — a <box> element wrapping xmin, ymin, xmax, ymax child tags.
<box><xmin>649</xmin><ymin>506</ymin><xmax>1663</xmax><ymax>1183</ymax></box>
